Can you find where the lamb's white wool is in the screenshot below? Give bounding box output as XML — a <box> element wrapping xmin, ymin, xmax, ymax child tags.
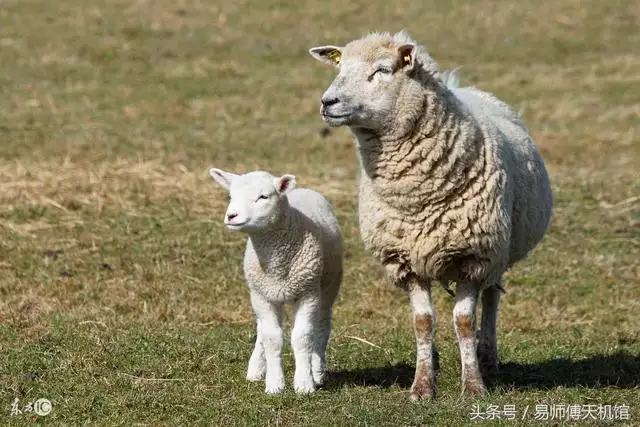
<box><xmin>309</xmin><ymin>30</ymin><xmax>553</xmax><ymax>400</ymax></box>
<box><xmin>209</xmin><ymin>168</ymin><xmax>343</xmax><ymax>394</ymax></box>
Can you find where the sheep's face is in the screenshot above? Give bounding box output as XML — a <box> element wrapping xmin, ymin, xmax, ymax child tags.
<box><xmin>309</xmin><ymin>39</ymin><xmax>417</xmax><ymax>131</ymax></box>
<box><xmin>209</xmin><ymin>168</ymin><xmax>296</xmax><ymax>234</ymax></box>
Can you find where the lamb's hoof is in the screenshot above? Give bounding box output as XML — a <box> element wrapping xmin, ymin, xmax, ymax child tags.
<box><xmin>409</xmin><ymin>382</ymin><xmax>437</xmax><ymax>402</ymax></box>
<box><xmin>461</xmin><ymin>379</ymin><xmax>488</xmax><ymax>396</ymax></box>
<box><xmin>247</xmin><ymin>372</ymin><xmax>265</xmax><ymax>382</ymax></box>
<box><xmin>312</xmin><ymin>371</ymin><xmax>325</xmax><ymax>386</ymax></box>
<box><xmin>294</xmin><ymin>376</ymin><xmax>316</xmax><ymax>394</ymax></box>
<box><xmin>265</xmin><ymin>378</ymin><xmax>285</xmax><ymax>394</ymax></box>
<box><xmin>265</xmin><ymin>384</ymin><xmax>285</xmax><ymax>394</ymax></box>
<box><xmin>246</xmin><ymin>365</ymin><xmax>266</xmax><ymax>382</ymax></box>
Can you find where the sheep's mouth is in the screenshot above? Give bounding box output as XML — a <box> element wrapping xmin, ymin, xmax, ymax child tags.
<box><xmin>322</xmin><ymin>112</ymin><xmax>353</xmax><ymax>126</ymax></box>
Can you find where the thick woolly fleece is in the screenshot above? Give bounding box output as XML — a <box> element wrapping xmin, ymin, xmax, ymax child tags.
<box><xmin>211</xmin><ymin>170</ymin><xmax>344</xmax><ymax>395</ymax></box>
<box><xmin>310</xmin><ymin>30</ymin><xmax>552</xmax><ymax>400</ymax></box>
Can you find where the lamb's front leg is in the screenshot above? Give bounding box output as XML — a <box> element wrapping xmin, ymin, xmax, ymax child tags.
<box><xmin>405</xmin><ymin>279</ymin><xmax>437</xmax><ymax>401</ymax></box>
<box><xmin>453</xmin><ymin>281</ymin><xmax>487</xmax><ymax>396</ymax></box>
<box><xmin>291</xmin><ymin>296</ymin><xmax>320</xmax><ymax>393</ymax></box>
<box><xmin>250</xmin><ymin>292</ymin><xmax>285</xmax><ymax>394</ymax></box>
<box><xmin>246</xmin><ymin>319</ymin><xmax>266</xmax><ymax>381</ymax></box>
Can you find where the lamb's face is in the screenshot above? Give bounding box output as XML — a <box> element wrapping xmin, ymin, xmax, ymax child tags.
<box><xmin>309</xmin><ymin>38</ymin><xmax>417</xmax><ymax>131</ymax></box>
<box><xmin>209</xmin><ymin>169</ymin><xmax>296</xmax><ymax>234</ymax></box>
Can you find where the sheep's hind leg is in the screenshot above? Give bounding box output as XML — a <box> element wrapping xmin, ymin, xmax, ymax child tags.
<box><xmin>453</xmin><ymin>281</ymin><xmax>488</xmax><ymax>396</ymax></box>
<box><xmin>246</xmin><ymin>318</ymin><xmax>266</xmax><ymax>381</ymax></box>
<box><xmin>405</xmin><ymin>278</ymin><xmax>437</xmax><ymax>401</ymax></box>
<box><xmin>478</xmin><ymin>280</ymin><xmax>501</xmax><ymax>375</ymax></box>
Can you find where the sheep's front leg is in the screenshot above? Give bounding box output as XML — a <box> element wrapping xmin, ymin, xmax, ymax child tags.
<box><xmin>478</xmin><ymin>280</ymin><xmax>501</xmax><ymax>375</ymax></box>
<box><xmin>250</xmin><ymin>292</ymin><xmax>285</xmax><ymax>394</ymax></box>
<box><xmin>453</xmin><ymin>281</ymin><xmax>487</xmax><ymax>396</ymax></box>
<box><xmin>291</xmin><ymin>296</ymin><xmax>320</xmax><ymax>393</ymax></box>
<box><xmin>246</xmin><ymin>318</ymin><xmax>266</xmax><ymax>381</ymax></box>
<box><xmin>406</xmin><ymin>279</ymin><xmax>437</xmax><ymax>401</ymax></box>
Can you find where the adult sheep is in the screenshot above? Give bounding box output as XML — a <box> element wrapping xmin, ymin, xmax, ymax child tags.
<box><xmin>308</xmin><ymin>30</ymin><xmax>552</xmax><ymax>400</ymax></box>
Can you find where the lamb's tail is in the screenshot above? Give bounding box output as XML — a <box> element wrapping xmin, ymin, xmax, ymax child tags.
<box><xmin>441</xmin><ymin>68</ymin><xmax>461</xmax><ymax>89</ymax></box>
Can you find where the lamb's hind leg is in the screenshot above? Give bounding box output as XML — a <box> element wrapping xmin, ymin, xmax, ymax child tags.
<box><xmin>310</xmin><ymin>307</ymin><xmax>331</xmax><ymax>386</ymax></box>
<box><xmin>291</xmin><ymin>296</ymin><xmax>319</xmax><ymax>393</ymax></box>
<box><xmin>406</xmin><ymin>278</ymin><xmax>437</xmax><ymax>401</ymax></box>
<box><xmin>453</xmin><ymin>281</ymin><xmax>487</xmax><ymax>396</ymax></box>
<box><xmin>478</xmin><ymin>280</ymin><xmax>501</xmax><ymax>375</ymax></box>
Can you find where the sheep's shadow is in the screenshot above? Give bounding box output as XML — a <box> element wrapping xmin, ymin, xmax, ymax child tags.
<box><xmin>490</xmin><ymin>350</ymin><xmax>640</xmax><ymax>390</ymax></box>
<box><xmin>324</xmin><ymin>350</ymin><xmax>640</xmax><ymax>391</ymax></box>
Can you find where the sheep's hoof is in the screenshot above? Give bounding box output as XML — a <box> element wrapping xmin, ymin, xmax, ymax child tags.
<box><xmin>461</xmin><ymin>379</ymin><xmax>488</xmax><ymax>396</ymax></box>
<box><xmin>477</xmin><ymin>348</ymin><xmax>499</xmax><ymax>376</ymax></box>
<box><xmin>409</xmin><ymin>382</ymin><xmax>437</xmax><ymax>402</ymax></box>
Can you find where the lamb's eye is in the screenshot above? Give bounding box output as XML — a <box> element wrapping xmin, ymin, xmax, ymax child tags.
<box><xmin>257</xmin><ymin>194</ymin><xmax>269</xmax><ymax>201</ymax></box>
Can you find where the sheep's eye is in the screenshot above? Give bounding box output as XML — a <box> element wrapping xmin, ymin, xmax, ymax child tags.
<box><xmin>368</xmin><ymin>67</ymin><xmax>392</xmax><ymax>81</ymax></box>
<box><xmin>257</xmin><ymin>194</ymin><xmax>269</xmax><ymax>201</ymax></box>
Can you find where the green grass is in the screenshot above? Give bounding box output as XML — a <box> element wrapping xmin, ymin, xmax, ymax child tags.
<box><xmin>1</xmin><ymin>0</ymin><xmax>639</xmax><ymax>425</ymax></box>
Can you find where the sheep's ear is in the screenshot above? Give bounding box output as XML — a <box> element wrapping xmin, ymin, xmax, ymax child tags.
<box><xmin>274</xmin><ymin>174</ymin><xmax>296</xmax><ymax>195</ymax></box>
<box><xmin>397</xmin><ymin>43</ymin><xmax>416</xmax><ymax>71</ymax></box>
<box><xmin>209</xmin><ymin>167</ymin><xmax>237</xmax><ymax>191</ymax></box>
<box><xmin>309</xmin><ymin>45</ymin><xmax>343</xmax><ymax>68</ymax></box>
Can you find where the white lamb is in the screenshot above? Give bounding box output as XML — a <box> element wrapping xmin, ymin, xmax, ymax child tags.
<box><xmin>209</xmin><ymin>168</ymin><xmax>343</xmax><ymax>394</ymax></box>
<box><xmin>309</xmin><ymin>30</ymin><xmax>553</xmax><ymax>400</ymax></box>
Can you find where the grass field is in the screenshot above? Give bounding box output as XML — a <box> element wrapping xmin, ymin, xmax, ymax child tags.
<box><xmin>1</xmin><ymin>0</ymin><xmax>639</xmax><ymax>425</ymax></box>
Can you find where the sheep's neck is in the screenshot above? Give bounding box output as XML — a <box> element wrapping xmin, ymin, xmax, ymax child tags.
<box><xmin>352</xmin><ymin>84</ymin><xmax>486</xmax><ymax>213</ymax></box>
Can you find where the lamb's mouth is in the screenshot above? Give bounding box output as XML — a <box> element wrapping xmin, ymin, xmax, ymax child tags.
<box><xmin>226</xmin><ymin>221</ymin><xmax>248</xmax><ymax>229</ymax></box>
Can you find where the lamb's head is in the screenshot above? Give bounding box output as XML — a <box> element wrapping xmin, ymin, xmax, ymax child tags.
<box><xmin>309</xmin><ymin>31</ymin><xmax>435</xmax><ymax>131</ymax></box>
<box><xmin>209</xmin><ymin>168</ymin><xmax>296</xmax><ymax>233</ymax></box>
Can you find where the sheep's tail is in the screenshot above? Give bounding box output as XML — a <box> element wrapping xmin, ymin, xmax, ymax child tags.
<box><xmin>441</xmin><ymin>68</ymin><xmax>461</xmax><ymax>89</ymax></box>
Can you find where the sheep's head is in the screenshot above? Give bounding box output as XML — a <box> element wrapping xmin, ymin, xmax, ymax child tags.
<box><xmin>209</xmin><ymin>168</ymin><xmax>296</xmax><ymax>233</ymax></box>
<box><xmin>309</xmin><ymin>31</ymin><xmax>426</xmax><ymax>131</ymax></box>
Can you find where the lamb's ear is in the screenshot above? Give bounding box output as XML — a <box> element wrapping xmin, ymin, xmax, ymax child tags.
<box><xmin>397</xmin><ymin>43</ymin><xmax>416</xmax><ymax>71</ymax></box>
<box><xmin>308</xmin><ymin>45</ymin><xmax>343</xmax><ymax>68</ymax></box>
<box><xmin>209</xmin><ymin>168</ymin><xmax>237</xmax><ymax>191</ymax></box>
<box><xmin>274</xmin><ymin>174</ymin><xmax>296</xmax><ymax>195</ymax></box>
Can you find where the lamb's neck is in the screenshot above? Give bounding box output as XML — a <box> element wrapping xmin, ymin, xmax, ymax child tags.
<box><xmin>248</xmin><ymin>211</ymin><xmax>303</xmax><ymax>272</ymax></box>
<box><xmin>353</xmin><ymin>85</ymin><xmax>485</xmax><ymax>213</ymax></box>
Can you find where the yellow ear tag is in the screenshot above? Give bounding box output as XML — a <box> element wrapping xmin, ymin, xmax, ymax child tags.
<box><xmin>328</xmin><ymin>50</ymin><xmax>341</xmax><ymax>64</ymax></box>
<box><xmin>403</xmin><ymin>54</ymin><xmax>411</xmax><ymax>65</ymax></box>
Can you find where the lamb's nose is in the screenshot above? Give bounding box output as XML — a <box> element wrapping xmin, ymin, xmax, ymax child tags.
<box><xmin>321</xmin><ymin>97</ymin><xmax>339</xmax><ymax>107</ymax></box>
<box><xmin>226</xmin><ymin>212</ymin><xmax>238</xmax><ymax>221</ymax></box>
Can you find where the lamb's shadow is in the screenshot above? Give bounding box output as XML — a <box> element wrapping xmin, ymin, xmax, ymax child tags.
<box><xmin>325</xmin><ymin>363</ymin><xmax>415</xmax><ymax>390</ymax></box>
<box><xmin>324</xmin><ymin>351</ymin><xmax>640</xmax><ymax>391</ymax></box>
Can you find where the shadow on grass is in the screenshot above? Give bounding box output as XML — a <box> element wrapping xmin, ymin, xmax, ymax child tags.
<box><xmin>325</xmin><ymin>351</ymin><xmax>640</xmax><ymax>391</ymax></box>
<box><xmin>325</xmin><ymin>363</ymin><xmax>415</xmax><ymax>390</ymax></box>
<box><xmin>491</xmin><ymin>350</ymin><xmax>640</xmax><ymax>390</ymax></box>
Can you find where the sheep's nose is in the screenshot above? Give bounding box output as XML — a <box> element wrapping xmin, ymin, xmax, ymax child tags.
<box><xmin>226</xmin><ymin>212</ymin><xmax>238</xmax><ymax>221</ymax></box>
<box><xmin>321</xmin><ymin>96</ymin><xmax>339</xmax><ymax>107</ymax></box>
